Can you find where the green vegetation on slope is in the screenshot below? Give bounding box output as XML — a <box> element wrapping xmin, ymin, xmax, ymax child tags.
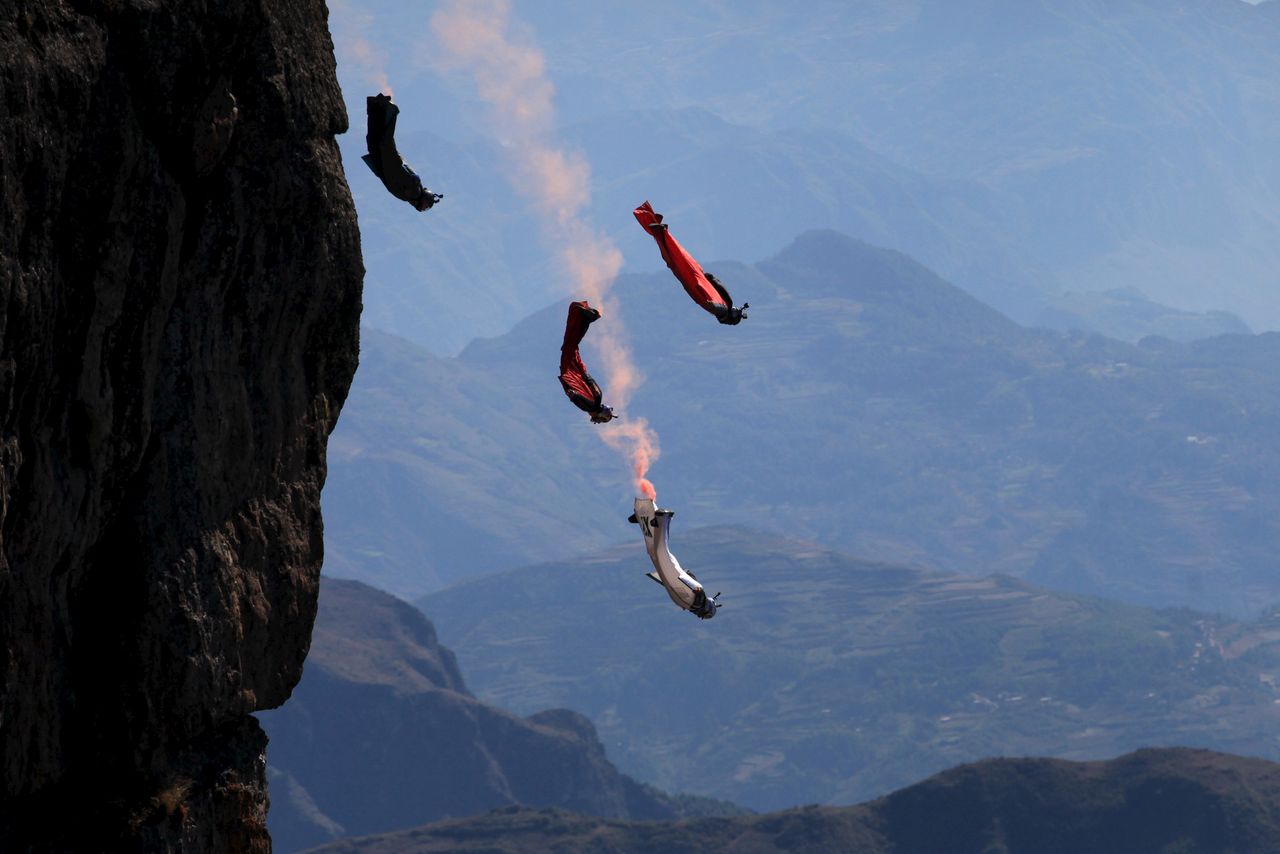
<box><xmin>420</xmin><ymin>529</ymin><xmax>1280</xmax><ymax>811</ymax></box>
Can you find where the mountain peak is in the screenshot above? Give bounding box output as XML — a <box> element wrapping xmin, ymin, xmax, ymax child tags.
<box><xmin>298</xmin><ymin>747</ymin><xmax>1280</xmax><ymax>853</ymax></box>
<box><xmin>311</xmin><ymin>579</ymin><xmax>467</xmax><ymax>695</ymax></box>
<box><xmin>262</xmin><ymin>578</ymin><xmax>742</xmax><ymax>850</ymax></box>
<box><xmin>761</xmin><ymin>229</ymin><xmax>1024</xmax><ymax>341</ymax></box>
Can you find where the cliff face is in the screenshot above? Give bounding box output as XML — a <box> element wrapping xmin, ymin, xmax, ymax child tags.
<box><xmin>0</xmin><ymin>0</ymin><xmax>361</xmax><ymax>849</ymax></box>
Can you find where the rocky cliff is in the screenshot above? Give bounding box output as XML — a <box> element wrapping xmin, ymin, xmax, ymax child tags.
<box><xmin>0</xmin><ymin>0</ymin><xmax>361</xmax><ymax>850</ymax></box>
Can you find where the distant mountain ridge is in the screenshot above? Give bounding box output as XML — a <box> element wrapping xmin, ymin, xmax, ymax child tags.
<box><xmin>339</xmin><ymin>0</ymin><xmax>1280</xmax><ymax>353</ymax></box>
<box><xmin>261</xmin><ymin>580</ymin><xmax>739</xmax><ymax>852</ymax></box>
<box><xmin>351</xmin><ymin>106</ymin><xmax>1255</xmax><ymax>356</ymax></box>
<box><xmin>327</xmin><ymin>230</ymin><xmax>1280</xmax><ymax>614</ymax></box>
<box><xmin>1037</xmin><ymin>288</ymin><xmax>1252</xmax><ymax>342</ymax></box>
<box><xmin>530</xmin><ymin>0</ymin><xmax>1280</xmax><ymax>326</ymax></box>
<box><xmin>347</xmin><ymin>106</ymin><xmax>1058</xmax><ymax>355</ymax></box>
<box><xmin>300</xmin><ymin>748</ymin><xmax>1280</xmax><ymax>853</ymax></box>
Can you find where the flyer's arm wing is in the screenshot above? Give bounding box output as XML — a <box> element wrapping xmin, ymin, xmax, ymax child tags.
<box><xmin>633</xmin><ymin>201</ymin><xmax>728</xmax><ymax>317</ymax></box>
<box><xmin>558</xmin><ymin>301</ymin><xmax>607</xmax><ymax>415</ymax></box>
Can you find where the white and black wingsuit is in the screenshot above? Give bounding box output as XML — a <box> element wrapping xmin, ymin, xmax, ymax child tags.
<box><xmin>630</xmin><ymin>498</ymin><xmax>719</xmax><ymax>619</ymax></box>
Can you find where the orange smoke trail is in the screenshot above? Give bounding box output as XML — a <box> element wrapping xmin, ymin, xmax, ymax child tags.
<box><xmin>431</xmin><ymin>0</ymin><xmax>661</xmax><ymax>498</ymax></box>
<box><xmin>603</xmin><ymin>419</ymin><xmax>659</xmax><ymax>501</ymax></box>
<box><xmin>330</xmin><ymin>0</ymin><xmax>395</xmax><ymax>97</ymax></box>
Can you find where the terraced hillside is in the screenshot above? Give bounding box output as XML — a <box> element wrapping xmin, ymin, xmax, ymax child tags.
<box><xmin>420</xmin><ymin>529</ymin><xmax>1280</xmax><ymax>810</ymax></box>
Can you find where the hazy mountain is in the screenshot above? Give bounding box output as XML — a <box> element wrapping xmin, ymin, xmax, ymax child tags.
<box><xmin>345</xmin><ymin>106</ymin><xmax>1057</xmax><ymax>355</ymax></box>
<box><xmin>348</xmin><ymin>127</ymin><xmax>533</xmax><ymax>356</ymax></box>
<box><xmin>418</xmin><ymin>529</ymin><xmax>1280</xmax><ymax>811</ymax></box>
<box><xmin>524</xmin><ymin>0</ymin><xmax>1280</xmax><ymax>325</ymax></box>
<box><xmin>301</xmin><ymin>748</ymin><xmax>1280</xmax><ymax>853</ymax></box>
<box><xmin>260</xmin><ymin>579</ymin><xmax>738</xmax><ymax>852</ymax></box>
<box><xmin>320</xmin><ymin>330</ymin><xmax>619</xmax><ymax>597</ymax></box>
<box><xmin>1036</xmin><ymin>288</ymin><xmax>1252</xmax><ymax>342</ymax></box>
<box><xmin>336</xmin><ymin>0</ymin><xmax>1280</xmax><ymax>349</ymax></box>
<box><xmin>327</xmin><ymin>231</ymin><xmax>1280</xmax><ymax>613</ymax></box>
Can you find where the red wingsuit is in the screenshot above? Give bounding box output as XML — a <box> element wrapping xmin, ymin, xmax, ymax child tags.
<box><xmin>633</xmin><ymin>201</ymin><xmax>746</xmax><ymax>325</ymax></box>
<box><xmin>559</xmin><ymin>301</ymin><xmax>614</xmax><ymax>423</ymax></box>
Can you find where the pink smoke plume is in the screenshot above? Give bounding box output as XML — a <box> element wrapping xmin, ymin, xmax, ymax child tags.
<box><xmin>603</xmin><ymin>420</ymin><xmax>659</xmax><ymax>501</ymax></box>
<box><xmin>431</xmin><ymin>0</ymin><xmax>660</xmax><ymax>498</ymax></box>
<box><xmin>330</xmin><ymin>0</ymin><xmax>394</xmax><ymax>97</ymax></box>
